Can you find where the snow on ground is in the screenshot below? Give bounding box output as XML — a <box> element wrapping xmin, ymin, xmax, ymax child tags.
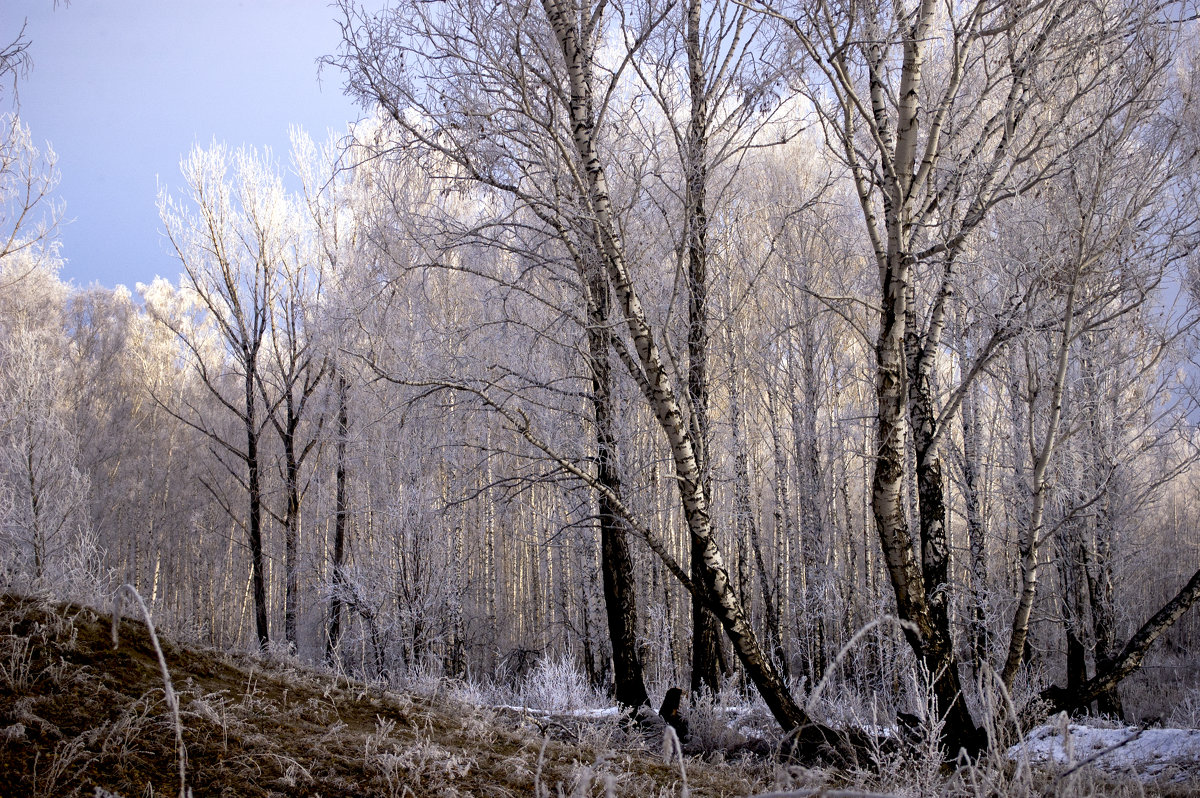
<box><xmin>1009</xmin><ymin>721</ymin><xmax>1200</xmax><ymax>782</ymax></box>
<box><xmin>494</xmin><ymin>704</ymin><xmax>1200</xmax><ymax>784</ymax></box>
<box><xmin>492</xmin><ymin>704</ymin><xmax>622</xmax><ymax>720</ymax></box>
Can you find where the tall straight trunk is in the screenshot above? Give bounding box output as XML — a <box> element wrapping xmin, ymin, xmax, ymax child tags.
<box><xmin>584</xmin><ymin>256</ymin><xmax>649</xmax><ymax>709</ymax></box>
<box><xmin>580</xmin><ymin>563</ymin><xmax>600</xmax><ymax>688</ymax></box>
<box><xmin>681</xmin><ymin>0</ymin><xmax>723</xmax><ymax>696</ymax></box>
<box><xmin>326</xmin><ymin>371</ymin><xmax>350</xmax><ymax>665</ymax></box>
<box><xmin>449</xmin><ymin>518</ymin><xmax>467</xmax><ymax>677</ymax></box>
<box><xmin>794</xmin><ymin>298</ymin><xmax>827</xmax><ymax>678</ymax></box>
<box><xmin>245</xmin><ymin>366</ymin><xmax>270</xmax><ymax>650</ymax></box>
<box><xmin>282</xmin><ymin>418</ymin><xmax>300</xmax><ymax>651</ymax></box>
<box><xmin>26</xmin><ymin>430</ymin><xmax>44</xmax><ymax>579</ymax></box>
<box><xmin>765</xmin><ymin>387</ymin><xmax>794</xmax><ymax>669</ymax></box>
<box><xmin>1003</xmin><ymin>277</ymin><xmax>1079</xmax><ymax>689</ymax></box>
<box><xmin>483</xmin><ymin>426</ymin><xmax>497</xmax><ymax>624</ymax></box>
<box><xmin>1008</xmin><ymin>352</ymin><xmax>1030</xmax><ymax>599</ymax></box>
<box><xmin>961</xmin><ymin>379</ymin><xmax>989</xmax><ymax>665</ymax></box>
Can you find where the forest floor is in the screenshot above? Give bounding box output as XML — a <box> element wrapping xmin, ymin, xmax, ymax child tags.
<box><xmin>0</xmin><ymin>592</ymin><xmax>1197</xmax><ymax>797</ymax></box>
<box><xmin>0</xmin><ymin>593</ymin><xmax>779</xmax><ymax>797</ymax></box>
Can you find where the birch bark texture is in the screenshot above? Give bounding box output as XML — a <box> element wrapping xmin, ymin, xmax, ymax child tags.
<box><xmin>766</xmin><ymin>0</ymin><xmax>1183</xmax><ymax>751</ymax></box>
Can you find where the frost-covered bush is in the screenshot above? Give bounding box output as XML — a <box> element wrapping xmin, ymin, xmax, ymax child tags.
<box><xmin>516</xmin><ymin>655</ymin><xmax>606</xmax><ymax>713</ymax></box>
<box><xmin>1168</xmin><ymin>687</ymin><xmax>1200</xmax><ymax>729</ymax></box>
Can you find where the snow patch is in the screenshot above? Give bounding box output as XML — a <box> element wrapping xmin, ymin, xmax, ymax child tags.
<box><xmin>1009</xmin><ymin>721</ymin><xmax>1200</xmax><ymax>782</ymax></box>
<box><xmin>492</xmin><ymin>704</ymin><xmax>622</xmax><ymax>719</ymax></box>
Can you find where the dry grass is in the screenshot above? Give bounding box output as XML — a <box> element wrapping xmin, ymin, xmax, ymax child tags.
<box><xmin>0</xmin><ymin>593</ymin><xmax>771</xmax><ymax>797</ymax></box>
<box><xmin>1</xmin><ymin>593</ymin><xmax>1197</xmax><ymax>797</ymax></box>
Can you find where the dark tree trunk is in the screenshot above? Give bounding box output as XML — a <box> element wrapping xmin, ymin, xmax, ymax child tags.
<box><xmin>1057</xmin><ymin>517</ymin><xmax>1091</xmax><ymax>704</ymax></box>
<box><xmin>600</xmin><ymin>516</ymin><xmax>648</xmax><ymax>707</ymax></box>
<box><xmin>961</xmin><ymin>381</ymin><xmax>989</xmax><ymax>666</ymax></box>
<box><xmin>901</xmin><ymin>257</ymin><xmax>994</xmax><ymax>754</ymax></box>
<box><xmin>682</xmin><ymin>0</ymin><xmax>724</xmax><ymax>697</ymax></box>
<box><xmin>1066</xmin><ymin>627</ymin><xmax>1088</xmax><ymax>696</ymax></box>
<box><xmin>910</xmin><ymin>399</ymin><xmax>979</xmax><ymax>752</ymax></box>
<box><xmin>581</xmin><ymin>238</ymin><xmax>649</xmax><ymax>708</ymax></box>
<box><xmin>246</xmin><ymin>367</ymin><xmax>269</xmax><ymax>650</ymax></box>
<box><xmin>872</xmin><ymin>254</ymin><xmax>983</xmax><ymax>756</ymax></box>
<box><xmin>326</xmin><ymin>372</ymin><xmax>349</xmax><ymax>665</ymax></box>
<box><xmin>690</xmin><ymin>541</ymin><xmax>724</xmax><ymax>694</ymax></box>
<box><xmin>282</xmin><ymin>418</ymin><xmax>300</xmax><ymax>651</ymax></box>
<box><xmin>1086</xmin><ymin>531</ymin><xmax>1124</xmax><ymax>716</ymax></box>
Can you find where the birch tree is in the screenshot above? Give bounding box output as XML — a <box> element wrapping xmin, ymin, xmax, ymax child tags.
<box><xmin>761</xmin><ymin>0</ymin><xmax>1185</xmax><ymax>751</ymax></box>
<box><xmin>625</xmin><ymin>0</ymin><xmax>797</xmax><ymax>695</ymax></box>
<box><xmin>0</xmin><ymin>254</ymin><xmax>93</xmax><ymax>591</ymax></box>
<box><xmin>259</xmin><ymin>193</ymin><xmax>327</xmax><ymax>652</ymax></box>
<box><xmin>293</xmin><ymin>129</ymin><xmax>364</xmax><ymax>665</ymax></box>
<box><xmin>329</xmin><ymin>0</ymin><xmax>848</xmax><ymax>743</ymax></box>
<box><xmin>1</xmin><ymin>113</ymin><xmax>59</xmax><ymax>271</ymax></box>
<box><xmin>153</xmin><ymin>143</ymin><xmax>292</xmax><ymax>650</ymax></box>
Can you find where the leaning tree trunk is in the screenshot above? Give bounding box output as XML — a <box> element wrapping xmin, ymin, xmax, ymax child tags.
<box><xmin>540</xmin><ymin>0</ymin><xmax>809</xmax><ymax>736</ymax></box>
<box><xmin>1045</xmin><ymin>565</ymin><xmax>1200</xmax><ymax>713</ymax></box>
<box><xmin>795</xmin><ymin>294</ymin><xmax>829</xmax><ymax>680</ymax></box>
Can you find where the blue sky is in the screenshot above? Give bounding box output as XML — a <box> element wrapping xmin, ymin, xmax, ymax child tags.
<box><xmin>8</xmin><ymin>0</ymin><xmax>372</xmax><ymax>290</ymax></box>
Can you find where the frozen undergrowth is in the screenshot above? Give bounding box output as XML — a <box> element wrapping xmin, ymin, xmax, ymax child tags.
<box><xmin>400</xmin><ymin>647</ymin><xmax>1200</xmax><ymax>794</ymax></box>
<box><xmin>488</xmin><ymin>661</ymin><xmax>1200</xmax><ymax>792</ymax></box>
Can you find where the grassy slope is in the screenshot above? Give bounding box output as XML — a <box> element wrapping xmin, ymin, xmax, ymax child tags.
<box><xmin>0</xmin><ymin>594</ymin><xmax>770</xmax><ymax>797</ymax></box>
<box><xmin>6</xmin><ymin>593</ymin><xmax>1200</xmax><ymax>798</ymax></box>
